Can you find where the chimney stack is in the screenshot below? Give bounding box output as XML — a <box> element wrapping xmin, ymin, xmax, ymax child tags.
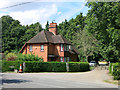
<box><xmin>49</xmin><ymin>23</ymin><xmax>57</xmax><ymax>35</ymax></box>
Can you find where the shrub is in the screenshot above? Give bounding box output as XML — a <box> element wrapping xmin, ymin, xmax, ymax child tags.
<box><xmin>112</xmin><ymin>63</ymin><xmax>120</xmax><ymax>80</ymax></box>
<box><xmin>109</xmin><ymin>63</ymin><xmax>120</xmax><ymax>80</ymax></box>
<box><xmin>16</xmin><ymin>53</ymin><xmax>43</xmax><ymax>62</ymax></box>
<box><xmin>5</xmin><ymin>53</ymin><xmax>17</xmax><ymax>61</ymax></box>
<box><xmin>2</xmin><ymin>61</ymin><xmax>90</xmax><ymax>72</ymax></box>
<box><xmin>22</xmin><ymin>54</ymin><xmax>43</xmax><ymax>61</ymax></box>
<box><xmin>24</xmin><ymin>62</ymin><xmax>66</xmax><ymax>72</ymax></box>
<box><xmin>68</xmin><ymin>62</ymin><xmax>90</xmax><ymax>72</ymax></box>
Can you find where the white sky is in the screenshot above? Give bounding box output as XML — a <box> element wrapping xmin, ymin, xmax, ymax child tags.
<box><xmin>0</xmin><ymin>0</ymin><xmax>89</xmax><ymax>28</ymax></box>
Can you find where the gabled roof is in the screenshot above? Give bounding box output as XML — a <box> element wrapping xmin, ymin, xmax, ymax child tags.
<box><xmin>27</xmin><ymin>30</ymin><xmax>71</xmax><ymax>44</ymax></box>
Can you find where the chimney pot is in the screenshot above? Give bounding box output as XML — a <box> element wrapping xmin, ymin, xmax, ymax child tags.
<box><xmin>49</xmin><ymin>23</ymin><xmax>57</xmax><ymax>35</ymax></box>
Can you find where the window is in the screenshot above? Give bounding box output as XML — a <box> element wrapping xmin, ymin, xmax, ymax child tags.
<box><xmin>29</xmin><ymin>45</ymin><xmax>32</xmax><ymax>51</ymax></box>
<box><xmin>60</xmin><ymin>57</ymin><xmax>63</xmax><ymax>62</ymax></box>
<box><xmin>64</xmin><ymin>45</ymin><xmax>66</xmax><ymax>51</ymax></box>
<box><xmin>66</xmin><ymin>45</ymin><xmax>69</xmax><ymax>51</ymax></box>
<box><xmin>69</xmin><ymin>45</ymin><xmax>71</xmax><ymax>49</ymax></box>
<box><xmin>41</xmin><ymin>45</ymin><xmax>44</xmax><ymax>51</ymax></box>
<box><xmin>60</xmin><ymin>44</ymin><xmax>63</xmax><ymax>51</ymax></box>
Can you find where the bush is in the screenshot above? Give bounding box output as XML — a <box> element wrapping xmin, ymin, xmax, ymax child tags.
<box><xmin>109</xmin><ymin>63</ymin><xmax>120</xmax><ymax>80</ymax></box>
<box><xmin>17</xmin><ymin>54</ymin><xmax>43</xmax><ymax>62</ymax></box>
<box><xmin>24</xmin><ymin>62</ymin><xmax>66</xmax><ymax>72</ymax></box>
<box><xmin>2</xmin><ymin>61</ymin><xmax>90</xmax><ymax>72</ymax></box>
<box><xmin>68</xmin><ymin>62</ymin><xmax>90</xmax><ymax>72</ymax></box>
<box><xmin>2</xmin><ymin>61</ymin><xmax>23</xmax><ymax>72</ymax></box>
<box><xmin>112</xmin><ymin>63</ymin><xmax>120</xmax><ymax>80</ymax></box>
<box><xmin>5</xmin><ymin>53</ymin><xmax>17</xmax><ymax>61</ymax></box>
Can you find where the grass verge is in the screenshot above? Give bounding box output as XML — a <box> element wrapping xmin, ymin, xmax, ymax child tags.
<box><xmin>104</xmin><ymin>79</ymin><xmax>119</xmax><ymax>85</ymax></box>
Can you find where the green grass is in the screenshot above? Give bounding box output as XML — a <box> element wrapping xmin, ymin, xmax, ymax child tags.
<box><xmin>104</xmin><ymin>79</ymin><xmax>119</xmax><ymax>85</ymax></box>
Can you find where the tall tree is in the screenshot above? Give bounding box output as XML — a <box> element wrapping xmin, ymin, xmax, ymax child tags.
<box><xmin>85</xmin><ymin>2</ymin><xmax>120</xmax><ymax>62</ymax></box>
<box><xmin>45</xmin><ymin>21</ymin><xmax>49</xmax><ymax>31</ymax></box>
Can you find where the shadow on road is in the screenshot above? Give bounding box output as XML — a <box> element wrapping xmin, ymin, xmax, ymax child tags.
<box><xmin>2</xmin><ymin>79</ymin><xmax>30</xmax><ymax>84</ymax></box>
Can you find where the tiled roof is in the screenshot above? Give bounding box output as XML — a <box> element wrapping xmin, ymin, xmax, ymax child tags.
<box><xmin>27</xmin><ymin>30</ymin><xmax>71</xmax><ymax>44</ymax></box>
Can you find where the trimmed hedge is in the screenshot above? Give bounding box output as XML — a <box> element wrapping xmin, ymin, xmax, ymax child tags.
<box><xmin>68</xmin><ymin>62</ymin><xmax>90</xmax><ymax>72</ymax></box>
<box><xmin>2</xmin><ymin>61</ymin><xmax>90</xmax><ymax>72</ymax></box>
<box><xmin>109</xmin><ymin>63</ymin><xmax>120</xmax><ymax>80</ymax></box>
<box><xmin>2</xmin><ymin>61</ymin><xmax>23</xmax><ymax>72</ymax></box>
<box><xmin>24</xmin><ymin>61</ymin><xmax>66</xmax><ymax>72</ymax></box>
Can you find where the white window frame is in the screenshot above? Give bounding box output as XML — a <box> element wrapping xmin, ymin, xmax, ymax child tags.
<box><xmin>60</xmin><ymin>44</ymin><xmax>63</xmax><ymax>51</ymax></box>
<box><xmin>60</xmin><ymin>57</ymin><xmax>63</xmax><ymax>62</ymax></box>
<box><xmin>41</xmin><ymin>45</ymin><xmax>44</xmax><ymax>51</ymax></box>
<box><xmin>69</xmin><ymin>45</ymin><xmax>71</xmax><ymax>49</ymax></box>
<box><xmin>29</xmin><ymin>45</ymin><xmax>32</xmax><ymax>52</ymax></box>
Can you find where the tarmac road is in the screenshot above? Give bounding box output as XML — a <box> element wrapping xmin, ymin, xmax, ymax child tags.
<box><xmin>2</xmin><ymin>70</ymin><xmax>118</xmax><ymax>88</ymax></box>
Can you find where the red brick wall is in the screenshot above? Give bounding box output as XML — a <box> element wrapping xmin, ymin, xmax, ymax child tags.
<box><xmin>23</xmin><ymin>44</ymin><xmax>48</xmax><ymax>62</ymax></box>
<box><xmin>22</xmin><ymin>43</ymin><xmax>78</xmax><ymax>62</ymax></box>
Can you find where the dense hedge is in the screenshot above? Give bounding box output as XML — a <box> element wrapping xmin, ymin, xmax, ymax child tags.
<box><xmin>2</xmin><ymin>61</ymin><xmax>90</xmax><ymax>72</ymax></box>
<box><xmin>109</xmin><ymin>63</ymin><xmax>120</xmax><ymax>80</ymax></box>
<box><xmin>24</xmin><ymin>61</ymin><xmax>67</xmax><ymax>72</ymax></box>
<box><xmin>68</xmin><ymin>62</ymin><xmax>90</xmax><ymax>72</ymax></box>
<box><xmin>2</xmin><ymin>61</ymin><xmax>23</xmax><ymax>72</ymax></box>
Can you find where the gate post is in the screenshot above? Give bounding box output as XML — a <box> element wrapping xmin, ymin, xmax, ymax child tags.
<box><xmin>23</xmin><ymin>62</ymin><xmax>26</xmax><ymax>72</ymax></box>
<box><xmin>66</xmin><ymin>63</ymin><xmax>69</xmax><ymax>72</ymax></box>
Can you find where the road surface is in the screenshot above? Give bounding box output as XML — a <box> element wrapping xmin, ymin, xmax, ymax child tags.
<box><xmin>2</xmin><ymin>70</ymin><xmax>118</xmax><ymax>88</ymax></box>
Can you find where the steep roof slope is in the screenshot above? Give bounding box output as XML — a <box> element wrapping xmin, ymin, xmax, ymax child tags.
<box><xmin>27</xmin><ymin>30</ymin><xmax>71</xmax><ymax>44</ymax></box>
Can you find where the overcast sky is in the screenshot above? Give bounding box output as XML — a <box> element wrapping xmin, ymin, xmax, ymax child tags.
<box><xmin>0</xmin><ymin>0</ymin><xmax>89</xmax><ymax>28</ymax></box>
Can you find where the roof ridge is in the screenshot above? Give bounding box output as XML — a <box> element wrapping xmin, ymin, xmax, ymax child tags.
<box><xmin>43</xmin><ymin>30</ymin><xmax>49</xmax><ymax>42</ymax></box>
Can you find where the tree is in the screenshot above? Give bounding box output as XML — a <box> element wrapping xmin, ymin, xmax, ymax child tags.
<box><xmin>72</xmin><ymin>30</ymin><xmax>99</xmax><ymax>61</ymax></box>
<box><xmin>45</xmin><ymin>21</ymin><xmax>49</xmax><ymax>31</ymax></box>
<box><xmin>85</xmin><ymin>2</ymin><xmax>120</xmax><ymax>62</ymax></box>
<box><xmin>1</xmin><ymin>15</ymin><xmax>43</xmax><ymax>53</ymax></box>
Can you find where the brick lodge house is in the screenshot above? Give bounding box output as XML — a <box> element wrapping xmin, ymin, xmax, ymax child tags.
<box><xmin>20</xmin><ymin>23</ymin><xmax>79</xmax><ymax>62</ymax></box>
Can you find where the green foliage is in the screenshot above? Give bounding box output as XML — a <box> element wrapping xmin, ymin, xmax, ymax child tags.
<box><xmin>45</xmin><ymin>21</ymin><xmax>49</xmax><ymax>31</ymax></box>
<box><xmin>5</xmin><ymin>53</ymin><xmax>17</xmax><ymax>61</ymax></box>
<box><xmin>17</xmin><ymin>53</ymin><xmax>43</xmax><ymax>62</ymax></box>
<box><xmin>85</xmin><ymin>2</ymin><xmax>120</xmax><ymax>62</ymax></box>
<box><xmin>1</xmin><ymin>15</ymin><xmax>43</xmax><ymax>53</ymax></box>
<box><xmin>68</xmin><ymin>62</ymin><xmax>90</xmax><ymax>72</ymax></box>
<box><xmin>2</xmin><ymin>61</ymin><xmax>90</xmax><ymax>72</ymax></box>
<box><xmin>24</xmin><ymin>61</ymin><xmax>66</xmax><ymax>72</ymax></box>
<box><xmin>58</xmin><ymin>13</ymin><xmax>86</xmax><ymax>43</ymax></box>
<box><xmin>112</xmin><ymin>63</ymin><xmax>120</xmax><ymax>80</ymax></box>
<box><xmin>109</xmin><ymin>63</ymin><xmax>120</xmax><ymax>80</ymax></box>
<box><xmin>2</xmin><ymin>61</ymin><xmax>23</xmax><ymax>72</ymax></box>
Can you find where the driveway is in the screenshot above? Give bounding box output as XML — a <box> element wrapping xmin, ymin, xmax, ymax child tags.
<box><xmin>2</xmin><ymin>70</ymin><xmax>118</xmax><ymax>88</ymax></box>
